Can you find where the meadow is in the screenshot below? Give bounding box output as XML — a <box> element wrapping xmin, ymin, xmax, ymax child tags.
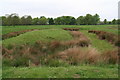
<box><xmin>2</xmin><ymin>25</ymin><xmax>119</xmax><ymax>78</ymax></box>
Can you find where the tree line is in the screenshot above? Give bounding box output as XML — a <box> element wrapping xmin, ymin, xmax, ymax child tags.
<box><xmin>1</xmin><ymin>13</ymin><xmax>119</xmax><ymax>26</ymax></box>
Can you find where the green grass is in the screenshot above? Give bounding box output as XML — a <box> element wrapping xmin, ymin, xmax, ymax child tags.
<box><xmin>2</xmin><ymin>25</ymin><xmax>119</xmax><ymax>78</ymax></box>
<box><xmin>3</xmin><ymin>29</ymin><xmax>73</xmax><ymax>47</ymax></box>
<box><xmin>2</xmin><ymin>25</ymin><xmax>118</xmax><ymax>35</ymax></box>
<box><xmin>79</xmin><ymin>25</ymin><xmax>118</xmax><ymax>35</ymax></box>
<box><xmin>2</xmin><ymin>65</ymin><xmax>118</xmax><ymax>78</ymax></box>
<box><xmin>81</xmin><ymin>30</ymin><xmax>117</xmax><ymax>52</ymax></box>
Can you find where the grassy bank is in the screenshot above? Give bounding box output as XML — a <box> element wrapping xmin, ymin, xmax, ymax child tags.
<box><xmin>3</xmin><ymin>29</ymin><xmax>73</xmax><ymax>47</ymax></box>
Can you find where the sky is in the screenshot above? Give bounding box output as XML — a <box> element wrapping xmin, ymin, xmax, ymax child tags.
<box><xmin>0</xmin><ymin>0</ymin><xmax>119</xmax><ymax>21</ymax></box>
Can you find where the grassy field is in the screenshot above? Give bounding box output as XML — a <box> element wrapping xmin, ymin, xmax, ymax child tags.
<box><xmin>2</xmin><ymin>25</ymin><xmax>119</xmax><ymax>35</ymax></box>
<box><xmin>3</xmin><ymin>65</ymin><xmax>118</xmax><ymax>78</ymax></box>
<box><xmin>2</xmin><ymin>25</ymin><xmax>119</xmax><ymax>78</ymax></box>
<box><xmin>3</xmin><ymin>29</ymin><xmax>73</xmax><ymax>47</ymax></box>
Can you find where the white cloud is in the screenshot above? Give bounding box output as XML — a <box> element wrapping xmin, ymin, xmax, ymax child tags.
<box><xmin>0</xmin><ymin>0</ymin><xmax>119</xmax><ymax>21</ymax></box>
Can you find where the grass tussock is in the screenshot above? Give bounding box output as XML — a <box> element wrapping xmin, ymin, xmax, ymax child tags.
<box><xmin>51</xmin><ymin>47</ymin><xmax>101</xmax><ymax>65</ymax></box>
<box><xmin>2</xmin><ymin>42</ymin><xmax>118</xmax><ymax>67</ymax></box>
<box><xmin>101</xmin><ymin>49</ymin><xmax>119</xmax><ymax>64</ymax></box>
<box><xmin>51</xmin><ymin>47</ymin><xmax>118</xmax><ymax>65</ymax></box>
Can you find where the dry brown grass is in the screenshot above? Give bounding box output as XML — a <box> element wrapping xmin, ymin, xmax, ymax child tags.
<box><xmin>50</xmin><ymin>46</ymin><xmax>118</xmax><ymax>65</ymax></box>
<box><xmin>51</xmin><ymin>47</ymin><xmax>101</xmax><ymax>65</ymax></box>
<box><xmin>49</xmin><ymin>41</ymin><xmax>62</xmax><ymax>51</ymax></box>
<box><xmin>62</xmin><ymin>38</ymin><xmax>90</xmax><ymax>47</ymax></box>
<box><xmin>2</xmin><ymin>43</ymin><xmax>48</xmax><ymax>66</ymax></box>
<box><xmin>63</xmin><ymin>28</ymin><xmax>80</xmax><ymax>31</ymax></box>
<box><xmin>3</xmin><ymin>42</ymin><xmax>118</xmax><ymax>66</ymax></box>
<box><xmin>102</xmin><ymin>49</ymin><xmax>119</xmax><ymax>64</ymax></box>
<box><xmin>70</xmin><ymin>31</ymin><xmax>83</xmax><ymax>37</ymax></box>
<box><xmin>62</xmin><ymin>31</ymin><xmax>90</xmax><ymax>47</ymax></box>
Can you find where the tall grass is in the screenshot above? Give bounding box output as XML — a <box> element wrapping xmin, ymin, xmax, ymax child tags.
<box><xmin>3</xmin><ymin>41</ymin><xmax>118</xmax><ymax>67</ymax></box>
<box><xmin>50</xmin><ymin>47</ymin><xmax>118</xmax><ymax>65</ymax></box>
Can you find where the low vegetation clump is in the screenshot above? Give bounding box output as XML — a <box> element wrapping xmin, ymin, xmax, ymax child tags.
<box><xmin>50</xmin><ymin>47</ymin><xmax>118</xmax><ymax>65</ymax></box>
<box><xmin>50</xmin><ymin>47</ymin><xmax>101</xmax><ymax>65</ymax></box>
<box><xmin>101</xmin><ymin>49</ymin><xmax>119</xmax><ymax>64</ymax></box>
<box><xmin>2</xmin><ymin>40</ymin><xmax>118</xmax><ymax>67</ymax></box>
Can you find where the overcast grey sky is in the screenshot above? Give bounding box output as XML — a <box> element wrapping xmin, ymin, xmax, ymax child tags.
<box><xmin>0</xmin><ymin>0</ymin><xmax>119</xmax><ymax>21</ymax></box>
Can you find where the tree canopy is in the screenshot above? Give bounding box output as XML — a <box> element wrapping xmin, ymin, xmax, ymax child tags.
<box><xmin>1</xmin><ymin>13</ymin><xmax>118</xmax><ymax>26</ymax></box>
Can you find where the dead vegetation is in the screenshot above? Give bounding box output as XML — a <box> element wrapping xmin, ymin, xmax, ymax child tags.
<box><xmin>101</xmin><ymin>49</ymin><xmax>119</xmax><ymax>64</ymax></box>
<box><xmin>2</xmin><ymin>30</ymin><xmax>118</xmax><ymax>67</ymax></box>
<box><xmin>63</xmin><ymin>28</ymin><xmax>80</xmax><ymax>31</ymax></box>
<box><xmin>49</xmin><ymin>47</ymin><xmax>118</xmax><ymax>65</ymax></box>
<box><xmin>2</xmin><ymin>40</ymin><xmax>118</xmax><ymax>67</ymax></box>
<box><xmin>88</xmin><ymin>30</ymin><xmax>120</xmax><ymax>47</ymax></box>
<box><xmin>50</xmin><ymin>47</ymin><xmax>101</xmax><ymax>65</ymax></box>
<box><xmin>2</xmin><ymin>29</ymin><xmax>39</xmax><ymax>40</ymax></box>
<box><xmin>61</xmin><ymin>31</ymin><xmax>90</xmax><ymax>47</ymax></box>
